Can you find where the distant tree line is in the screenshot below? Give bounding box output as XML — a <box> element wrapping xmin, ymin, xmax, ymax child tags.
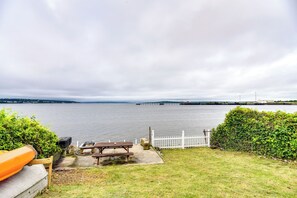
<box><xmin>180</xmin><ymin>101</ymin><xmax>297</xmax><ymax>105</ymax></box>
<box><xmin>0</xmin><ymin>98</ymin><xmax>77</xmax><ymax>104</ymax></box>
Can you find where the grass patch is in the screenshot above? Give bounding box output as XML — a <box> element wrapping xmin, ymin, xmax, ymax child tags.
<box><xmin>40</xmin><ymin>148</ymin><xmax>297</xmax><ymax>198</ymax></box>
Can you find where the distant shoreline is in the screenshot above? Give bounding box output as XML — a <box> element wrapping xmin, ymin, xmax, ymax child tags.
<box><xmin>0</xmin><ymin>98</ymin><xmax>78</xmax><ymax>104</ymax></box>
<box><xmin>1</xmin><ymin>98</ymin><xmax>297</xmax><ymax>105</ymax></box>
<box><xmin>179</xmin><ymin>101</ymin><xmax>297</xmax><ymax>105</ymax></box>
<box><xmin>137</xmin><ymin>101</ymin><xmax>297</xmax><ymax>105</ymax></box>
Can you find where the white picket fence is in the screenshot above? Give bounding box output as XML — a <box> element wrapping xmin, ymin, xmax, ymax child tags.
<box><xmin>151</xmin><ymin>130</ymin><xmax>211</xmax><ymax>149</ymax></box>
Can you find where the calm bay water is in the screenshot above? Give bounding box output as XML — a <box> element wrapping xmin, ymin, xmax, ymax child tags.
<box><xmin>1</xmin><ymin>104</ymin><xmax>297</xmax><ymax>144</ymax></box>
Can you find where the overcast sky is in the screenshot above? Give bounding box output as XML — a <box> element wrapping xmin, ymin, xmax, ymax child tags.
<box><xmin>0</xmin><ymin>0</ymin><xmax>296</xmax><ymax>101</ymax></box>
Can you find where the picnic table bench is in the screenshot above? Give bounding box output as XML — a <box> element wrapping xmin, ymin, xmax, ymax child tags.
<box><xmin>90</xmin><ymin>142</ymin><xmax>134</xmax><ymax>165</ymax></box>
<box><xmin>92</xmin><ymin>152</ymin><xmax>134</xmax><ymax>165</ymax></box>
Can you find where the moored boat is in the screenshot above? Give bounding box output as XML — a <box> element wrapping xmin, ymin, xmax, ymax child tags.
<box><xmin>0</xmin><ymin>145</ymin><xmax>37</xmax><ymax>181</ymax></box>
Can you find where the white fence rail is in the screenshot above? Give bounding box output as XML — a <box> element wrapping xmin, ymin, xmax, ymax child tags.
<box><xmin>151</xmin><ymin>130</ymin><xmax>211</xmax><ymax>149</ymax></box>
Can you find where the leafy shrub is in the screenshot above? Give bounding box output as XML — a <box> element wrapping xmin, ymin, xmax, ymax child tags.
<box><xmin>0</xmin><ymin>109</ymin><xmax>61</xmax><ymax>158</ymax></box>
<box><xmin>211</xmin><ymin>107</ymin><xmax>297</xmax><ymax>160</ymax></box>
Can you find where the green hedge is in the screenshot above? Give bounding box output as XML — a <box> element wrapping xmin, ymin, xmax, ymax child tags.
<box><xmin>0</xmin><ymin>109</ymin><xmax>61</xmax><ymax>158</ymax></box>
<box><xmin>211</xmin><ymin>107</ymin><xmax>297</xmax><ymax>160</ymax></box>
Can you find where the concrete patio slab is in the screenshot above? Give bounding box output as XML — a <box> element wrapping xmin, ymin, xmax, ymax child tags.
<box><xmin>57</xmin><ymin>144</ymin><xmax>163</xmax><ymax>168</ymax></box>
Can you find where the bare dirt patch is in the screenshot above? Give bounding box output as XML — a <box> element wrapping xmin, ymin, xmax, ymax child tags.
<box><xmin>53</xmin><ymin>169</ymin><xmax>106</xmax><ymax>185</ymax></box>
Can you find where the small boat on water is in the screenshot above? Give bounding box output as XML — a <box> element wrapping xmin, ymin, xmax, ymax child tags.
<box><xmin>0</xmin><ymin>145</ymin><xmax>37</xmax><ymax>181</ymax></box>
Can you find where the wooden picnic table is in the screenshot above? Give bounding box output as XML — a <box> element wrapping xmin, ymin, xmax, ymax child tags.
<box><xmin>91</xmin><ymin>142</ymin><xmax>134</xmax><ymax>165</ymax></box>
<box><xmin>94</xmin><ymin>141</ymin><xmax>133</xmax><ymax>153</ymax></box>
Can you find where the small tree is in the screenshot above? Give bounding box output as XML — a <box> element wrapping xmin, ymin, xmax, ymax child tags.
<box><xmin>0</xmin><ymin>109</ymin><xmax>61</xmax><ymax>158</ymax></box>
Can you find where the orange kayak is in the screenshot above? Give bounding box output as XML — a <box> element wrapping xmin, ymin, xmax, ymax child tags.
<box><xmin>0</xmin><ymin>145</ymin><xmax>37</xmax><ymax>181</ymax></box>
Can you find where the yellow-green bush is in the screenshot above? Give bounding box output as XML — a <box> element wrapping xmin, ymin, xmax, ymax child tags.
<box><xmin>211</xmin><ymin>107</ymin><xmax>297</xmax><ymax>160</ymax></box>
<box><xmin>0</xmin><ymin>109</ymin><xmax>61</xmax><ymax>158</ymax></box>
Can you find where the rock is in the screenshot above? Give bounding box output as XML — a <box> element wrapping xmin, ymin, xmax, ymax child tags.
<box><xmin>140</xmin><ymin>138</ymin><xmax>150</xmax><ymax>150</ymax></box>
<box><xmin>67</xmin><ymin>145</ymin><xmax>76</xmax><ymax>155</ymax></box>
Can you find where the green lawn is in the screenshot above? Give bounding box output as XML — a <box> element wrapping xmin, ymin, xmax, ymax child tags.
<box><xmin>40</xmin><ymin>148</ymin><xmax>297</xmax><ymax>198</ymax></box>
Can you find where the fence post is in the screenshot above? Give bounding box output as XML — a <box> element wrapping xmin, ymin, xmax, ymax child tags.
<box><xmin>151</xmin><ymin>130</ymin><xmax>155</xmax><ymax>147</ymax></box>
<box><xmin>181</xmin><ymin>130</ymin><xmax>185</xmax><ymax>149</ymax></box>
<box><xmin>149</xmin><ymin>126</ymin><xmax>152</xmax><ymax>145</ymax></box>
<box><xmin>206</xmin><ymin>129</ymin><xmax>211</xmax><ymax>147</ymax></box>
<box><xmin>203</xmin><ymin>129</ymin><xmax>206</xmax><ymax>144</ymax></box>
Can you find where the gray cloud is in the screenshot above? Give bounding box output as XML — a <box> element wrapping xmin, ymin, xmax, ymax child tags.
<box><xmin>0</xmin><ymin>0</ymin><xmax>297</xmax><ymax>101</ymax></box>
